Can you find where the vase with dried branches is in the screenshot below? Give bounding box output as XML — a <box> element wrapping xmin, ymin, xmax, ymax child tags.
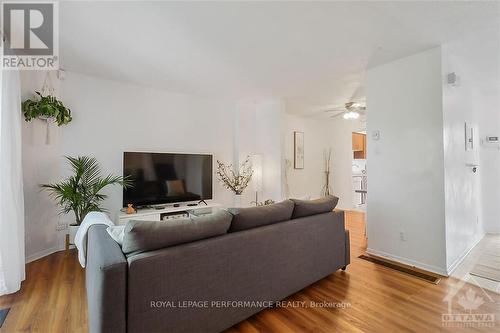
<box><xmin>321</xmin><ymin>148</ymin><xmax>332</xmax><ymax>196</ymax></box>
<box><xmin>283</xmin><ymin>158</ymin><xmax>291</xmax><ymax>199</ymax></box>
<box><xmin>216</xmin><ymin>156</ymin><xmax>254</xmax><ymax>206</ymax></box>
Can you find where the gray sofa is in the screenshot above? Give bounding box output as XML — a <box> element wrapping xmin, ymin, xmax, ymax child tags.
<box><xmin>86</xmin><ymin>199</ymin><xmax>350</xmax><ymax>333</ymax></box>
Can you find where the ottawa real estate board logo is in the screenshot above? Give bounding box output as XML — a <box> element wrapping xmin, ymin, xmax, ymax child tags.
<box><xmin>442</xmin><ymin>278</ymin><xmax>496</xmax><ymax>328</ymax></box>
<box><xmin>1</xmin><ymin>1</ymin><xmax>59</xmax><ymax>70</ymax></box>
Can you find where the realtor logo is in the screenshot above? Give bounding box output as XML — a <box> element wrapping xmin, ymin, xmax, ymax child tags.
<box><xmin>442</xmin><ymin>278</ymin><xmax>496</xmax><ymax>328</ymax></box>
<box><xmin>1</xmin><ymin>1</ymin><xmax>59</xmax><ymax>69</ymax></box>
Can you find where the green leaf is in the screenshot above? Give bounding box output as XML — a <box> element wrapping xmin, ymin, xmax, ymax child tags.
<box><xmin>40</xmin><ymin>156</ymin><xmax>134</xmax><ymax>225</ymax></box>
<box><xmin>21</xmin><ymin>93</ymin><xmax>72</xmax><ymax>126</ymax></box>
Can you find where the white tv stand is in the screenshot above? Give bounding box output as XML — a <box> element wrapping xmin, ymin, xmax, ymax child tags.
<box><xmin>116</xmin><ymin>201</ymin><xmax>222</xmax><ymax>225</ymax></box>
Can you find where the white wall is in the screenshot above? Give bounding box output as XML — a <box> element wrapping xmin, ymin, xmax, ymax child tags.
<box><xmin>255</xmin><ymin>99</ymin><xmax>284</xmax><ymax>202</ymax></box>
<box><xmin>442</xmin><ymin>30</ymin><xmax>499</xmax><ymax>270</ymax></box>
<box><xmin>283</xmin><ymin>114</ymin><xmax>329</xmax><ymax>200</ymax></box>
<box><xmin>59</xmin><ymin>72</ymin><xmax>236</xmax><ymax>214</ymax></box>
<box><xmin>21</xmin><ymin>71</ymin><xmax>287</xmax><ymax>260</ymax></box>
<box><xmin>442</xmin><ymin>28</ymin><xmax>500</xmax><ymax>237</ymax></box>
<box><xmin>366</xmin><ymin>47</ymin><xmax>448</xmax><ymax>274</ymax></box>
<box><xmin>440</xmin><ymin>27</ymin><xmax>500</xmax><ymax>272</ymax></box>
<box><xmin>232</xmin><ymin>100</ymin><xmax>257</xmax><ymax>206</ymax></box>
<box><xmin>21</xmin><ymin>71</ymin><xmax>64</xmax><ymax>262</ymax></box>
<box><xmin>366</xmin><ymin>37</ymin><xmax>499</xmax><ymax>275</ymax></box>
<box><xmin>233</xmin><ymin>99</ymin><xmax>284</xmax><ymax>205</ymax></box>
<box><xmin>21</xmin><ymin>71</ymin><xmax>234</xmax><ymax>259</ymax></box>
<box><xmin>283</xmin><ymin>114</ymin><xmax>363</xmax><ymax>208</ymax></box>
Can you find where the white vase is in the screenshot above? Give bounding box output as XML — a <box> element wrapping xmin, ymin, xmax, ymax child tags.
<box><xmin>69</xmin><ymin>225</ymin><xmax>79</xmax><ymax>245</ymax></box>
<box><xmin>233</xmin><ymin>194</ymin><xmax>242</xmax><ymax>208</ymax></box>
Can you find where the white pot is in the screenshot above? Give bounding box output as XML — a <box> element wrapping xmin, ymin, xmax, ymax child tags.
<box><xmin>69</xmin><ymin>225</ymin><xmax>79</xmax><ymax>245</ymax></box>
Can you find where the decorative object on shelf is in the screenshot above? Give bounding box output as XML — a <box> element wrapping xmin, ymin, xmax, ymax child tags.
<box><xmin>41</xmin><ymin>156</ymin><xmax>133</xmax><ymax>227</ymax></box>
<box><xmin>216</xmin><ymin>156</ymin><xmax>254</xmax><ymax>195</ymax></box>
<box><xmin>321</xmin><ymin>148</ymin><xmax>332</xmax><ymax>196</ymax></box>
<box><xmin>251</xmin><ymin>154</ymin><xmax>263</xmax><ymax>206</ymax></box>
<box><xmin>251</xmin><ymin>199</ymin><xmax>276</xmax><ymax>207</ymax></box>
<box><xmin>294</xmin><ymin>131</ymin><xmax>304</xmax><ymax>169</ymax></box>
<box><xmin>126</xmin><ymin>203</ymin><xmax>136</xmax><ymax>214</ymax></box>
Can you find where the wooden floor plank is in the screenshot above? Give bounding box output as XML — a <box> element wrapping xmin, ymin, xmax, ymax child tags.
<box><xmin>0</xmin><ymin>211</ymin><xmax>498</xmax><ymax>332</ymax></box>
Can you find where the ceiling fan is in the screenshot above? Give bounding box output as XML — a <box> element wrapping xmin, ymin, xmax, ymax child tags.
<box><xmin>324</xmin><ymin>102</ymin><xmax>367</xmax><ymax>120</ymax></box>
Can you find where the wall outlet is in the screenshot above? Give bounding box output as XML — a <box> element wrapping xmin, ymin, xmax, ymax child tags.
<box><xmin>399</xmin><ymin>232</ymin><xmax>406</xmax><ymax>241</ymax></box>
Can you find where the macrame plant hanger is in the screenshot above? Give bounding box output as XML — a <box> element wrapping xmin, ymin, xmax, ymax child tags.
<box><xmin>41</xmin><ymin>72</ymin><xmax>56</xmax><ymax>145</ymax></box>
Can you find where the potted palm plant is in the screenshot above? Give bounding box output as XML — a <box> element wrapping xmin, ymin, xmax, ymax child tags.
<box><xmin>41</xmin><ymin>156</ymin><xmax>132</xmax><ymax>243</ymax></box>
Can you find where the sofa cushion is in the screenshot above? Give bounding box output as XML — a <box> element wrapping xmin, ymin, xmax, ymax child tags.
<box><xmin>228</xmin><ymin>199</ymin><xmax>294</xmax><ymax>232</ymax></box>
<box><xmin>106</xmin><ymin>225</ymin><xmax>125</xmax><ymax>246</ymax></box>
<box><xmin>122</xmin><ymin>210</ymin><xmax>233</xmax><ymax>255</ymax></box>
<box><xmin>291</xmin><ymin>195</ymin><xmax>339</xmax><ymax>219</ymax></box>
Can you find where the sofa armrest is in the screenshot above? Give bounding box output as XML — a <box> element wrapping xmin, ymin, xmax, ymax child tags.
<box><xmin>345</xmin><ymin>229</ymin><xmax>350</xmax><ymax>266</ymax></box>
<box><xmin>86</xmin><ymin>225</ymin><xmax>127</xmax><ymax>333</ymax></box>
<box><xmin>332</xmin><ymin>210</ymin><xmax>350</xmax><ymax>268</ymax></box>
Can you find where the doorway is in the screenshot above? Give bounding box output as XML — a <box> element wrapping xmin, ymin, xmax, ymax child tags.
<box><xmin>352</xmin><ymin>131</ymin><xmax>367</xmax><ymax>211</ymax></box>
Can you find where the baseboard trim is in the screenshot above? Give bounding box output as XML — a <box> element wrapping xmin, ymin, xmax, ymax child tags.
<box><xmin>446</xmin><ymin>234</ymin><xmax>484</xmax><ymax>276</ymax></box>
<box><xmin>366</xmin><ymin>248</ymin><xmax>448</xmax><ymax>276</ymax></box>
<box><xmin>358</xmin><ymin>254</ymin><xmax>441</xmax><ymax>284</ymax></box>
<box><xmin>26</xmin><ymin>246</ymin><xmax>64</xmax><ymax>264</ymax></box>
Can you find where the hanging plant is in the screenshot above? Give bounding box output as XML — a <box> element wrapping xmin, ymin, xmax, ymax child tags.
<box><xmin>22</xmin><ymin>91</ymin><xmax>72</xmax><ymax>126</ymax></box>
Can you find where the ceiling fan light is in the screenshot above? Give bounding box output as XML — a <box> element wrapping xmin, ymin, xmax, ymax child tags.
<box><xmin>343</xmin><ymin>111</ymin><xmax>360</xmax><ymax>120</ymax></box>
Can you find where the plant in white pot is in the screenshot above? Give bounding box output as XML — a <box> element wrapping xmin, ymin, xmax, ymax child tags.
<box><xmin>41</xmin><ymin>156</ymin><xmax>132</xmax><ymax>244</ymax></box>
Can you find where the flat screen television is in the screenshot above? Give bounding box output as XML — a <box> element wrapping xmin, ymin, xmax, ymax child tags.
<box><xmin>123</xmin><ymin>152</ymin><xmax>213</xmax><ymax>207</ymax></box>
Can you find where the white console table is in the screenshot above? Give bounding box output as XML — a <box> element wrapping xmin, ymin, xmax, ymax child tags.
<box><xmin>116</xmin><ymin>202</ymin><xmax>222</xmax><ymax>225</ymax></box>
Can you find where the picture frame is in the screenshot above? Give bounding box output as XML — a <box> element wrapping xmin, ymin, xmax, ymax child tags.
<box><xmin>294</xmin><ymin>131</ymin><xmax>304</xmax><ymax>169</ymax></box>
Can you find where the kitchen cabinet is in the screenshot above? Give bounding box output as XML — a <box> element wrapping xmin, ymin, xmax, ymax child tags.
<box><xmin>352</xmin><ymin>132</ymin><xmax>366</xmax><ymax>159</ymax></box>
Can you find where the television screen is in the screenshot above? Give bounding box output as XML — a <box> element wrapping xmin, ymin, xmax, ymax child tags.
<box><xmin>123</xmin><ymin>152</ymin><xmax>213</xmax><ymax>207</ymax></box>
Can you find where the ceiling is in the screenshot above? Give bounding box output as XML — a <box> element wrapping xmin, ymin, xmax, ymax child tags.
<box><xmin>59</xmin><ymin>1</ymin><xmax>499</xmax><ymax>115</ymax></box>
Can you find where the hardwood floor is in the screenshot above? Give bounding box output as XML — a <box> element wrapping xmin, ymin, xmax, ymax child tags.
<box><xmin>1</xmin><ymin>211</ymin><xmax>499</xmax><ymax>332</ymax></box>
<box><xmin>0</xmin><ymin>248</ymin><xmax>87</xmax><ymax>333</ymax></box>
